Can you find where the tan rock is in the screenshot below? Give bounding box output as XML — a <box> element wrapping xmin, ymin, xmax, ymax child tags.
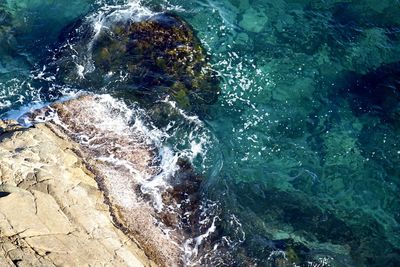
<box><xmin>0</xmin><ymin>120</ymin><xmax>22</xmax><ymax>133</ymax></box>
<box><xmin>28</xmin><ymin>95</ymin><xmax>187</xmax><ymax>267</ymax></box>
<box><xmin>0</xmin><ymin>121</ymin><xmax>156</xmax><ymax>267</ymax></box>
<box><xmin>0</xmin><ymin>94</ymin><xmax>200</xmax><ymax>267</ymax></box>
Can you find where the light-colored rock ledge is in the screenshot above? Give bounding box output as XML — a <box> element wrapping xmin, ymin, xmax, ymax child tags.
<box><xmin>0</xmin><ymin>120</ymin><xmax>157</xmax><ymax>267</ymax></box>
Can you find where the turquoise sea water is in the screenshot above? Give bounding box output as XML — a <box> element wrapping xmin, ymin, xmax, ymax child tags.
<box><xmin>1</xmin><ymin>0</ymin><xmax>400</xmax><ymax>266</ymax></box>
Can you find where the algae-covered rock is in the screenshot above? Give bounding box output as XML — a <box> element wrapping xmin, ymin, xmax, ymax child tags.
<box><xmin>51</xmin><ymin>12</ymin><xmax>219</xmax><ymax>113</ymax></box>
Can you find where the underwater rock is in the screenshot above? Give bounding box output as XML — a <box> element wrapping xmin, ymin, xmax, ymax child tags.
<box><xmin>273</xmin><ymin>10</ymin><xmax>329</xmax><ymax>55</ymax></box>
<box><xmin>342</xmin><ymin>27</ymin><xmax>400</xmax><ymax>74</ymax></box>
<box><xmin>50</xmin><ymin>12</ymin><xmax>219</xmax><ymax>113</ymax></box>
<box><xmin>343</xmin><ymin>61</ymin><xmax>400</xmax><ymax>123</ymax></box>
<box><xmin>328</xmin><ymin>0</ymin><xmax>400</xmax><ymax>27</ymax></box>
<box><xmin>0</xmin><ymin>9</ymin><xmax>12</xmax><ymax>26</ymax></box>
<box><xmin>289</xmin><ymin>0</ymin><xmax>400</xmax><ymax>27</ymax></box>
<box><xmin>1</xmin><ymin>0</ymin><xmax>91</xmax><ymax>52</ymax></box>
<box><xmin>217</xmin><ymin>170</ymin><xmax>400</xmax><ymax>267</ymax></box>
<box><xmin>239</xmin><ymin>7</ymin><xmax>268</xmax><ymax>33</ymax></box>
<box><xmin>0</xmin><ymin>9</ymin><xmax>31</xmax><ymax>76</ymax></box>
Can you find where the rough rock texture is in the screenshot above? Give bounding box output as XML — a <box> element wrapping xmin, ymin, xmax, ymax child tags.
<box><xmin>26</xmin><ymin>94</ymin><xmax>204</xmax><ymax>267</ymax></box>
<box><xmin>51</xmin><ymin>12</ymin><xmax>219</xmax><ymax>113</ymax></box>
<box><xmin>0</xmin><ymin>94</ymin><xmax>206</xmax><ymax>266</ymax></box>
<box><xmin>0</xmin><ymin>120</ymin><xmax>156</xmax><ymax>267</ymax></box>
<box><xmin>38</xmin><ymin>95</ymin><xmax>184</xmax><ymax>266</ymax></box>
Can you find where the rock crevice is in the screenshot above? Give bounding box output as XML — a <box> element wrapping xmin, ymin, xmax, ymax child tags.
<box><xmin>0</xmin><ymin>120</ymin><xmax>156</xmax><ymax>267</ymax></box>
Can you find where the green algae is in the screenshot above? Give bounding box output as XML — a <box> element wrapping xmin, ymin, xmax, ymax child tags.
<box><xmin>0</xmin><ymin>0</ymin><xmax>400</xmax><ymax>266</ymax></box>
<box><xmin>52</xmin><ymin>12</ymin><xmax>219</xmax><ymax>114</ymax></box>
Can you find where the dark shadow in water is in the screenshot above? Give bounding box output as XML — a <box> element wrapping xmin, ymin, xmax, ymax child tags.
<box><xmin>342</xmin><ymin>61</ymin><xmax>400</xmax><ymax>123</ymax></box>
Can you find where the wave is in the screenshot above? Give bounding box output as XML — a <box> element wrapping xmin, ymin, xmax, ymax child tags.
<box><xmin>2</xmin><ymin>0</ymin><xmax>245</xmax><ymax>265</ymax></box>
<box><xmin>16</xmin><ymin>92</ymin><xmax>241</xmax><ymax>266</ymax></box>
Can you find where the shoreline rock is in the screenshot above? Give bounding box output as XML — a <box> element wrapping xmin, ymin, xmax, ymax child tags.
<box><xmin>0</xmin><ymin>95</ymin><xmax>207</xmax><ymax>267</ymax></box>
<box><xmin>0</xmin><ymin>120</ymin><xmax>156</xmax><ymax>267</ymax></box>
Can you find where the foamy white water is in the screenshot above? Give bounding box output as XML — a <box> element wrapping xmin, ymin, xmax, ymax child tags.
<box><xmin>1</xmin><ymin>0</ymin><xmax>245</xmax><ymax>264</ymax></box>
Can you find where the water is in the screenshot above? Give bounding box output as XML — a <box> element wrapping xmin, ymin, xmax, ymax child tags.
<box><xmin>1</xmin><ymin>0</ymin><xmax>400</xmax><ymax>266</ymax></box>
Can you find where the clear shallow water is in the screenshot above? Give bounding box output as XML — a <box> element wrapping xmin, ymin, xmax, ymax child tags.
<box><xmin>1</xmin><ymin>0</ymin><xmax>400</xmax><ymax>266</ymax></box>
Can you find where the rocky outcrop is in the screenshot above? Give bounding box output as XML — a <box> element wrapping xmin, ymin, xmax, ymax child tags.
<box><xmin>0</xmin><ymin>95</ymin><xmax>205</xmax><ymax>267</ymax></box>
<box><xmin>51</xmin><ymin>12</ymin><xmax>219</xmax><ymax>113</ymax></box>
<box><xmin>0</xmin><ymin>120</ymin><xmax>155</xmax><ymax>267</ymax></box>
<box><xmin>1</xmin><ymin>7</ymin><xmax>216</xmax><ymax>267</ymax></box>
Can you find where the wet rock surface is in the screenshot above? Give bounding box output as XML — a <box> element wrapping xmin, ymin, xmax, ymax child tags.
<box><xmin>1</xmin><ymin>9</ymin><xmax>220</xmax><ymax>266</ymax></box>
<box><xmin>22</xmin><ymin>95</ymin><xmax>207</xmax><ymax>267</ymax></box>
<box><xmin>50</xmin><ymin>13</ymin><xmax>219</xmax><ymax>113</ymax></box>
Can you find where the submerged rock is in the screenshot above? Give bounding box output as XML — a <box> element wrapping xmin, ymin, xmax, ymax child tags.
<box><xmin>239</xmin><ymin>7</ymin><xmax>268</xmax><ymax>33</ymax></box>
<box><xmin>50</xmin><ymin>12</ymin><xmax>219</xmax><ymax>113</ymax></box>
<box><xmin>0</xmin><ymin>0</ymin><xmax>91</xmax><ymax>52</ymax></box>
<box><xmin>343</xmin><ymin>61</ymin><xmax>400</xmax><ymax>123</ymax></box>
